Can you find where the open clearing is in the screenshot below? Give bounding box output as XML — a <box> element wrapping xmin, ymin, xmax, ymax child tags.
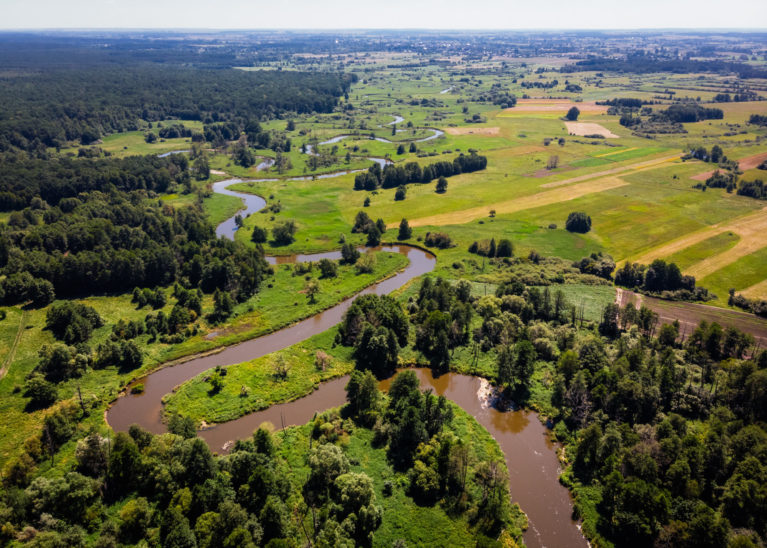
<box><xmin>502</xmin><ymin>99</ymin><xmax>608</xmax><ymax>114</ymax></box>
<box><xmin>565</xmin><ymin>121</ymin><xmax>619</xmax><ymax>138</ymax></box>
<box><xmin>400</xmin><ymin>176</ymin><xmax>628</xmax><ymax>228</ymax></box>
<box><xmin>445</xmin><ymin>126</ymin><xmax>500</xmax><ymax>136</ymax></box>
<box><xmin>631</xmin><ymin>206</ymin><xmax>767</xmax><ymax>278</ymax></box>
<box><xmin>691</xmin><ymin>150</ymin><xmax>767</xmax><ymax>181</ymax></box>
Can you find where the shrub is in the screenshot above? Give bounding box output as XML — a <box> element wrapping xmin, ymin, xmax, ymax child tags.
<box><xmin>355</xmin><ymin>253</ymin><xmax>376</xmax><ymax>274</ymax></box>
<box><xmin>424</xmin><ymin>232</ymin><xmax>452</xmax><ymax>249</ymax></box>
<box><xmin>272</xmin><ymin>220</ymin><xmax>297</xmax><ymax>245</ymax></box>
<box><xmin>318</xmin><ymin>258</ymin><xmax>338</xmax><ymax>279</ymax></box>
<box><xmin>251</xmin><ymin>225</ymin><xmax>268</xmax><ymax>243</ymax></box>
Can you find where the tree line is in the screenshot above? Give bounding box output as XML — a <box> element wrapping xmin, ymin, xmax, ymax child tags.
<box><xmin>353</xmin><ymin>153</ymin><xmax>487</xmax><ymax>191</ymax></box>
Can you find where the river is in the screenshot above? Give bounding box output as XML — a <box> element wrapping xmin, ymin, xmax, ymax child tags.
<box><xmin>117</xmin><ymin>156</ymin><xmax>588</xmax><ymax>547</ymax></box>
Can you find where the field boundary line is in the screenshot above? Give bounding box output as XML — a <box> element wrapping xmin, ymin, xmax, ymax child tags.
<box><xmin>397</xmin><ymin>176</ymin><xmax>628</xmax><ymax>229</ymax></box>
<box><xmin>539</xmin><ymin>153</ymin><xmax>680</xmax><ymax>189</ymax></box>
<box><xmin>630</xmin><ymin>206</ymin><xmax>767</xmax><ymax>270</ymax></box>
<box><xmin>740</xmin><ymin>279</ymin><xmax>767</xmax><ymax>300</ymax></box>
<box><xmin>0</xmin><ymin>309</ymin><xmax>27</xmax><ymax>381</ymax></box>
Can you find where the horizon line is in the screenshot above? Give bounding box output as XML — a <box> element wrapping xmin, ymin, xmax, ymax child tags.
<box><xmin>1</xmin><ymin>27</ymin><xmax>767</xmax><ymax>32</ymax></box>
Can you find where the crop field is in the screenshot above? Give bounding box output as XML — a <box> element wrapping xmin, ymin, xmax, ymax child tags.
<box><xmin>213</xmin><ymin>62</ymin><xmax>767</xmax><ymax>305</ymax></box>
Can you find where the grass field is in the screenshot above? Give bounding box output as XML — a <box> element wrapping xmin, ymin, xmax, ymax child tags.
<box><xmin>164</xmin><ymin>329</ymin><xmax>354</xmax><ymax>424</ymax></box>
<box><xmin>700</xmin><ymin>246</ymin><xmax>767</xmax><ymax>305</ymax></box>
<box><xmin>663</xmin><ymin>231</ymin><xmax>741</xmax><ymax>271</ymax></box>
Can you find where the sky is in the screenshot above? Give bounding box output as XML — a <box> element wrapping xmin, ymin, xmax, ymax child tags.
<box><xmin>1</xmin><ymin>0</ymin><xmax>766</xmax><ymax>30</ymax></box>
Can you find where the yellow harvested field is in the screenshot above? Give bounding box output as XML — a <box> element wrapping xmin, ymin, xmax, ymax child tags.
<box><xmin>445</xmin><ymin>126</ymin><xmax>500</xmax><ymax>136</ymax></box>
<box><xmin>539</xmin><ymin>153</ymin><xmax>681</xmax><ymax>189</ymax></box>
<box><xmin>502</xmin><ymin>99</ymin><xmax>608</xmax><ymax>114</ymax></box>
<box><xmin>565</xmin><ymin>121</ymin><xmax>619</xmax><ymax>138</ymax></box>
<box><xmin>396</xmin><ymin>177</ymin><xmax>628</xmax><ymax>229</ymax></box>
<box><xmin>740</xmin><ymin>279</ymin><xmax>767</xmax><ymax>300</ymax></box>
<box><xmin>631</xmin><ymin>206</ymin><xmax>767</xmax><ymax>277</ymax></box>
<box><xmin>596</xmin><ymin>147</ymin><xmax>637</xmax><ymax>157</ymax></box>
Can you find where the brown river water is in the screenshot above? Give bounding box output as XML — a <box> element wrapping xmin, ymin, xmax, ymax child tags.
<box><xmin>105</xmin><ymin>181</ymin><xmax>587</xmax><ymax>547</ymax></box>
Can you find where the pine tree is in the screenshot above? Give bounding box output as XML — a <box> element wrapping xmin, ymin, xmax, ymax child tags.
<box><xmin>398</xmin><ymin>218</ymin><xmax>412</xmax><ymax>240</ymax></box>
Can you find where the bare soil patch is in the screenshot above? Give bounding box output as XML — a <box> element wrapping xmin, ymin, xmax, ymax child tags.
<box><xmin>445</xmin><ymin>126</ymin><xmax>500</xmax><ymax>136</ymax></box>
<box><xmin>691</xmin><ymin>150</ymin><xmax>767</xmax><ymax>181</ymax></box>
<box><xmin>621</xmin><ymin>291</ymin><xmax>767</xmax><ymax>346</ymax></box>
<box><xmin>503</xmin><ymin>100</ymin><xmax>608</xmax><ymax>114</ymax></box>
<box><xmin>565</xmin><ymin>122</ymin><xmax>619</xmax><ymax>138</ymax></box>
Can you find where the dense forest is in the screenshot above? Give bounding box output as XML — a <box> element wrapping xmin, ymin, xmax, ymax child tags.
<box><xmin>0</xmin><ymin>155</ymin><xmax>271</xmax><ymax>302</ymax></box>
<box><xmin>0</xmin><ymin>66</ymin><xmax>353</xmax><ymax>153</ymax></box>
<box><xmin>563</xmin><ymin>55</ymin><xmax>767</xmax><ymax>79</ymax></box>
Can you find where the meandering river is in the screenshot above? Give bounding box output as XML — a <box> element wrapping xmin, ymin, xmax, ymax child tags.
<box><xmin>119</xmin><ymin>157</ymin><xmax>588</xmax><ymax>547</ymax></box>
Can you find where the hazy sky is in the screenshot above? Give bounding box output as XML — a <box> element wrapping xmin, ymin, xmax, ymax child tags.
<box><xmin>2</xmin><ymin>0</ymin><xmax>766</xmax><ymax>30</ymax></box>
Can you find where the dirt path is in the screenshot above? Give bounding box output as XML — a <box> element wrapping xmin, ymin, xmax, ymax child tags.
<box><xmin>398</xmin><ymin>176</ymin><xmax>628</xmax><ymax>229</ymax></box>
<box><xmin>0</xmin><ymin>310</ymin><xmax>27</xmax><ymax>381</ymax></box>
<box><xmin>539</xmin><ymin>153</ymin><xmax>680</xmax><ymax>189</ymax></box>
<box><xmin>631</xmin><ymin>206</ymin><xmax>767</xmax><ymax>275</ymax></box>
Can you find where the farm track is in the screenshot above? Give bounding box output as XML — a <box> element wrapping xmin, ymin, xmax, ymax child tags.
<box><xmin>0</xmin><ymin>310</ymin><xmax>27</xmax><ymax>381</ymax></box>
<box><xmin>398</xmin><ymin>153</ymin><xmax>680</xmax><ymax>229</ymax></box>
<box><xmin>397</xmin><ymin>176</ymin><xmax>629</xmax><ymax>229</ymax></box>
<box><xmin>631</xmin><ymin>206</ymin><xmax>767</xmax><ymax>276</ymax></box>
<box><xmin>539</xmin><ymin>153</ymin><xmax>680</xmax><ymax>189</ymax></box>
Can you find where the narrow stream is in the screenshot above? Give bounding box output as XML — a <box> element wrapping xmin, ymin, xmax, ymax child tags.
<box><xmin>112</xmin><ymin>163</ymin><xmax>587</xmax><ymax>547</ymax></box>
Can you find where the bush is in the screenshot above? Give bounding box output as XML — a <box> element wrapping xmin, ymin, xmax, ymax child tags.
<box><xmin>341</xmin><ymin>243</ymin><xmax>361</xmax><ymax>265</ymax></box>
<box><xmin>45</xmin><ymin>302</ymin><xmax>103</xmax><ymax>345</ymax></box>
<box><xmin>424</xmin><ymin>232</ymin><xmax>452</xmax><ymax>249</ymax></box>
<box><xmin>566</xmin><ymin>107</ymin><xmax>580</xmax><ymax>121</ymax></box>
<box><xmin>272</xmin><ymin>220</ymin><xmax>297</xmax><ymax>245</ymax></box>
<box><xmin>565</xmin><ymin>212</ymin><xmax>591</xmax><ymax>233</ymax></box>
<box><xmin>318</xmin><ymin>258</ymin><xmax>338</xmax><ymax>279</ymax></box>
<box><xmin>23</xmin><ymin>374</ymin><xmax>57</xmax><ymax>408</ymax></box>
<box><xmin>251</xmin><ymin>225</ymin><xmax>268</xmax><ymax>243</ymax></box>
<box><xmin>355</xmin><ymin>253</ymin><xmax>376</xmax><ymax>274</ymax></box>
